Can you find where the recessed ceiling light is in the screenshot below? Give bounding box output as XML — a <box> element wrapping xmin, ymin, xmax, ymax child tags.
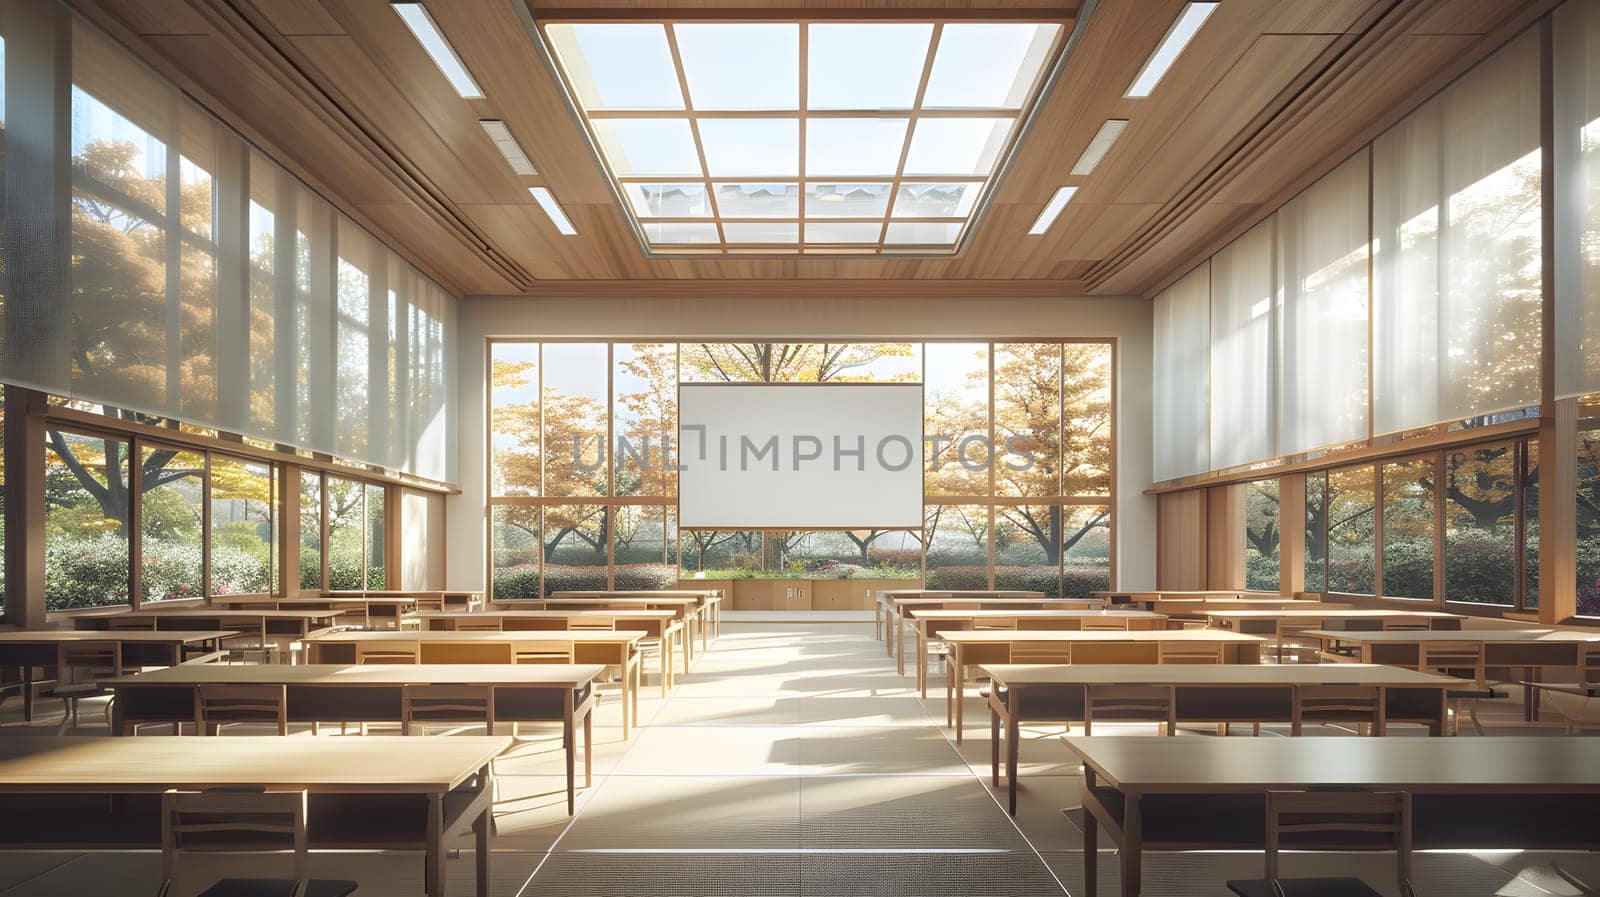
<box><xmin>1070</xmin><ymin>119</ymin><xmax>1127</xmax><ymax>176</ymax></box>
<box><xmin>480</xmin><ymin>120</ymin><xmax>536</xmax><ymax>176</ymax></box>
<box><xmin>1029</xmin><ymin>186</ymin><xmax>1077</xmax><ymax>235</ymax></box>
<box><xmin>1125</xmin><ymin>2</ymin><xmax>1218</xmax><ymax>98</ymax></box>
<box><xmin>392</xmin><ymin>3</ymin><xmax>483</xmax><ymax>99</ymax></box>
<box><xmin>529</xmin><ymin>187</ymin><xmax>576</xmax><ymax>235</ymax></box>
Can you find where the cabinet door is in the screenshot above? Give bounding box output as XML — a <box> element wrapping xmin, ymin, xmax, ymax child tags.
<box><xmin>731</xmin><ymin>580</ymin><xmax>769</xmax><ymax>610</ymax></box>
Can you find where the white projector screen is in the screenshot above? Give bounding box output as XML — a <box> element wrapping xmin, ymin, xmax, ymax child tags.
<box><xmin>677</xmin><ymin>384</ymin><xmax>924</xmax><ymax>529</ymax></box>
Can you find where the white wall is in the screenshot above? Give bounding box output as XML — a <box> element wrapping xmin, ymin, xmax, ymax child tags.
<box><xmin>447</xmin><ymin>293</ymin><xmax>1156</xmax><ymax>591</ymax></box>
<box><xmin>401</xmin><ymin>488</ymin><xmax>446</xmax><ymax>590</ymax></box>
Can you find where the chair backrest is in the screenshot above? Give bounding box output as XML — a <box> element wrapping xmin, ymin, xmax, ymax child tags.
<box><xmin>1264</xmin><ymin>790</ymin><xmax>1411</xmax><ymax>891</ymax></box>
<box><xmin>503</xmin><ymin>617</ymin><xmax>567</xmax><ymax>631</ymax></box>
<box><xmin>196</xmin><ymin>684</ymin><xmax>288</xmax><ymax>730</ymax></box>
<box><xmin>1160</xmin><ymin>641</ymin><xmax>1227</xmax><ymax>665</ymax></box>
<box><xmin>161</xmin><ymin>788</ymin><xmax>308</xmax><ymax>885</ymax></box>
<box><xmin>567</xmin><ymin>615</ymin><xmax>616</xmax><ymax>631</ymax></box>
<box><xmin>1071</xmin><ymin>641</ymin><xmax>1160</xmax><ymax>665</ymax></box>
<box><xmin>514</xmin><ymin>641</ymin><xmax>576</xmax><ymax>665</ymax></box>
<box><xmin>58</xmin><ymin>641</ymin><xmax>121</xmax><ymax>681</ymax></box>
<box><xmin>452</xmin><ymin>617</ymin><xmax>503</xmax><ymax>632</ymax></box>
<box><xmin>419</xmin><ymin>641</ymin><xmax>513</xmax><ymax>664</ymax></box>
<box><xmin>1581</xmin><ymin>642</ymin><xmax>1600</xmax><ymax>691</ymax></box>
<box><xmin>1383</xmin><ymin>618</ymin><xmax>1432</xmax><ymax>632</ymax></box>
<box><xmin>1017</xmin><ymin>616</ymin><xmax>1080</xmax><ymax>631</ymax></box>
<box><xmin>354</xmin><ymin>640</ymin><xmax>420</xmax><ymax>665</ymax></box>
<box><xmin>1295</xmin><ymin>685</ymin><xmax>1380</xmax><ymax>721</ymax></box>
<box><xmin>1080</xmin><ymin>617</ymin><xmax>1131</xmax><ymax>632</ymax></box>
<box><xmin>1420</xmin><ymin>641</ymin><xmax>1485</xmax><ymax>684</ymax></box>
<box><xmin>1008</xmin><ymin>640</ymin><xmax>1075</xmax><ymax>664</ymax></box>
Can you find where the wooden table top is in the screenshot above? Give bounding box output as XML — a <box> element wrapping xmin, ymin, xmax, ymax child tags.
<box><xmin>0</xmin><ymin>630</ymin><xmax>236</xmax><ymax>644</ymax></box>
<box><xmin>888</xmin><ymin>597</ymin><xmax>1090</xmax><ymax>608</ymax></box>
<box><xmin>983</xmin><ymin>662</ymin><xmax>1463</xmax><ymax>688</ymax></box>
<box><xmin>909</xmin><ymin>609</ymin><xmax>1164</xmax><ymax>621</ymax></box>
<box><xmin>211</xmin><ymin>595</ymin><xmax>390</xmax><ymax>606</ymax></box>
<box><xmin>540</xmin><ymin>597</ymin><xmax>700</xmax><ymax>607</ymax></box>
<box><xmin>1094</xmin><ymin>591</ymin><xmax>1241</xmax><ymax>599</ymax></box>
<box><xmin>304</xmin><ymin>630</ymin><xmax>647</xmax><ymax>645</ymax></box>
<box><xmin>1207</xmin><ymin>608</ymin><xmax>1467</xmax><ymax>621</ymax></box>
<box><xmin>1305</xmin><ymin>628</ymin><xmax>1600</xmax><ymax>643</ymax></box>
<box><xmin>412</xmin><ymin>609</ymin><xmax>679</xmax><ymax>620</ymax></box>
<box><xmin>0</xmin><ymin>736</ymin><xmax>509</xmax><ymax>794</ymax></box>
<box><xmin>120</xmin><ymin>608</ymin><xmax>344</xmax><ymax>621</ymax></box>
<box><xmin>1063</xmin><ymin>735</ymin><xmax>1600</xmax><ymax>793</ymax></box>
<box><xmin>102</xmin><ymin>663</ymin><xmax>606</xmax><ymax>688</ymax></box>
<box><xmin>942</xmin><ymin>629</ymin><xmax>1265</xmax><ymax>644</ymax></box>
<box><xmin>884</xmin><ymin>590</ymin><xmax>1048</xmax><ymax>600</ymax></box>
<box><xmin>549</xmin><ymin>590</ymin><xmax>715</xmax><ymax>598</ymax></box>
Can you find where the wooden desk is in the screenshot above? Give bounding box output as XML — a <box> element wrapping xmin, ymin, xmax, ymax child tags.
<box><xmin>1064</xmin><ymin>735</ymin><xmax>1600</xmax><ymax>897</ymax></box>
<box><xmin>214</xmin><ymin>594</ymin><xmax>415</xmax><ymax>628</ymax></box>
<box><xmin>362</xmin><ymin>590</ymin><xmax>484</xmax><ymax>613</ymax></box>
<box><xmin>303</xmin><ymin>630</ymin><xmax>646</xmax><ymax>735</ymax></box>
<box><xmin>0</xmin><ymin>630</ymin><xmax>234</xmax><ymax>721</ymax></box>
<box><xmin>1207</xmin><ymin>608</ymin><xmax>1465</xmax><ymax>659</ymax></box>
<box><xmin>909</xmin><ymin>610</ymin><xmax>1168</xmax><ymax>695</ymax></box>
<box><xmin>103</xmin><ymin>663</ymin><xmax>600</xmax><ymax>813</ymax></box>
<box><xmin>1149</xmin><ymin>597</ymin><xmax>1349</xmax><ymax>618</ymax></box>
<box><xmin>882</xmin><ymin>596</ymin><xmax>1101</xmax><ymax>672</ymax></box>
<box><xmin>941</xmin><ymin>630</ymin><xmax>1265</xmax><ymax>741</ymax></box>
<box><xmin>876</xmin><ymin>591</ymin><xmax>1055</xmax><ymax>645</ymax></box>
<box><xmin>984</xmin><ymin>664</ymin><xmax>1459</xmax><ymax>815</ymax></box>
<box><xmin>410</xmin><ymin>609</ymin><xmax>680</xmax><ymax>692</ymax></box>
<box><xmin>78</xmin><ymin>609</ymin><xmax>346</xmax><ymax>652</ymax></box>
<box><xmin>539</xmin><ymin>596</ymin><xmax>705</xmax><ymax>669</ymax></box>
<box><xmin>0</xmin><ymin>735</ymin><xmax>507</xmax><ymax>897</ymax></box>
<box><xmin>1093</xmin><ymin>590</ymin><xmax>1240</xmax><ymax>604</ymax></box>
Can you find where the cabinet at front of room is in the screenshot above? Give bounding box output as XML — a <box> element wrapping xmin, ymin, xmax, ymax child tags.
<box><xmin>705</xmin><ymin>578</ymin><xmax>922</xmax><ymax>611</ymax></box>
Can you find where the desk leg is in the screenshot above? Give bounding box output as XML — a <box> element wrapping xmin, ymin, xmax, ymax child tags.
<box><xmin>954</xmin><ymin>648</ymin><xmax>966</xmax><ymax>744</ymax></box>
<box><xmin>473</xmin><ymin>804</ymin><xmax>491</xmax><ymax>897</ymax></box>
<box><xmin>425</xmin><ymin>793</ymin><xmax>446</xmax><ymax>897</ymax></box>
<box><xmin>660</xmin><ymin>633</ymin><xmax>672</xmax><ymax>698</ymax></box>
<box><xmin>22</xmin><ymin>666</ymin><xmax>34</xmax><ymax>722</ymax></box>
<box><xmin>584</xmin><ymin>704</ymin><xmax>594</xmax><ymax>788</ymax></box>
<box><xmin>681</xmin><ymin>624</ymin><xmax>692</xmax><ymax>681</ymax></box>
<box><xmin>564</xmin><ymin>691</ymin><xmax>576</xmax><ymax>815</ymax></box>
<box><xmin>897</xmin><ymin>617</ymin><xmax>907</xmax><ymax>676</ymax></box>
<box><xmin>1006</xmin><ymin>691</ymin><xmax>1021</xmax><ymax>817</ymax></box>
<box><xmin>991</xmin><ymin>705</ymin><xmax>1000</xmax><ymax>787</ymax></box>
<box><xmin>632</xmin><ymin>655</ymin><xmax>641</xmax><ymax>731</ymax></box>
<box><xmin>1121</xmin><ymin>793</ymin><xmax>1142</xmax><ymax>897</ymax></box>
<box><xmin>700</xmin><ymin>610</ymin><xmax>708</xmax><ymax>654</ymax></box>
<box><xmin>620</xmin><ymin>653</ymin><xmax>632</xmax><ymax>739</ymax></box>
<box><xmin>917</xmin><ymin>627</ymin><xmax>928</xmax><ymax>698</ymax></box>
<box><xmin>1526</xmin><ymin>667</ymin><xmax>1541</xmax><ymax>722</ymax></box>
<box><xmin>1082</xmin><ymin>772</ymin><xmax>1099</xmax><ymax>897</ymax></box>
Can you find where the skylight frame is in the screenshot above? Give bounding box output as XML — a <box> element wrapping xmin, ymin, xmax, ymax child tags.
<box><xmin>534</xmin><ymin>16</ymin><xmax>1071</xmax><ymax>257</ymax></box>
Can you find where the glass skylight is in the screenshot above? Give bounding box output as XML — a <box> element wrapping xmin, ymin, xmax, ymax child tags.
<box><xmin>541</xmin><ymin>18</ymin><xmax>1067</xmax><ymax>254</ymax></box>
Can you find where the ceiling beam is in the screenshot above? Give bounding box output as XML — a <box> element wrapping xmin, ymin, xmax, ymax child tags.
<box><xmin>527</xmin><ymin>5</ymin><xmax>1078</xmax><ymax>23</ymax></box>
<box><xmin>505</xmin><ymin>278</ymin><xmax>1092</xmax><ymax>298</ymax></box>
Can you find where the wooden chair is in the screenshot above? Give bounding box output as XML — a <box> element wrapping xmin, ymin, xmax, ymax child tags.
<box><xmin>1419</xmin><ymin>641</ymin><xmax>1488</xmax><ymax>735</ymax></box>
<box><xmin>353</xmin><ymin>641</ymin><xmax>419</xmax><ymax>665</ymax></box>
<box><xmin>159</xmin><ymin>788</ymin><xmax>356</xmax><ymax>897</ymax></box>
<box><xmin>514</xmin><ymin>641</ymin><xmax>576</xmax><ymax>665</ymax></box>
<box><xmin>1160</xmin><ymin>641</ymin><xmax>1227</xmax><ymax>665</ymax></box>
<box><xmin>1226</xmin><ymin>790</ymin><xmax>1413</xmax><ymax>897</ymax></box>
<box><xmin>197</xmin><ymin>684</ymin><xmax>288</xmax><ymax>736</ymax></box>
<box><xmin>1276</xmin><ymin>619</ymin><xmax>1326</xmax><ymax>663</ymax></box>
<box><xmin>1293</xmin><ymin>685</ymin><xmax>1382</xmax><ymax>736</ymax></box>
<box><xmin>48</xmin><ymin>641</ymin><xmax>121</xmax><ymax>732</ymax></box>
<box><xmin>1071</xmin><ymin>641</ymin><xmax>1160</xmax><ymax>665</ymax></box>
<box><xmin>402</xmin><ymin>685</ymin><xmax>493</xmax><ymax>736</ymax></box>
<box><xmin>418</xmin><ymin>641</ymin><xmax>513</xmax><ymax>664</ymax></box>
<box><xmin>451</xmin><ymin>617</ymin><xmax>503</xmax><ymax>632</ymax></box>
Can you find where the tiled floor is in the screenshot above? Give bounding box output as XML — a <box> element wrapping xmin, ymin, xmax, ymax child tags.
<box><xmin>3</xmin><ymin>621</ymin><xmax>1600</xmax><ymax>896</ymax></box>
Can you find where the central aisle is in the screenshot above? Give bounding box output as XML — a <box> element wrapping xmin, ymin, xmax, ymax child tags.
<box><xmin>519</xmin><ymin>620</ymin><xmax>1067</xmax><ymax>896</ymax></box>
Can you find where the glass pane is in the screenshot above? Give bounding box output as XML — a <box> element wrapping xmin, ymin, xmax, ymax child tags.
<box><xmin>210</xmin><ymin>455</ymin><xmax>274</xmax><ymax>595</ymax></box>
<box><xmin>545</xmin><ymin>24</ymin><xmax>684</xmax><ymax>110</ymax></box>
<box><xmin>1578</xmin><ymin>429</ymin><xmax>1600</xmax><ymax>616</ymax></box>
<box><xmin>884</xmin><ymin>222</ymin><xmax>963</xmax><ymax>245</ymax></box>
<box><xmin>141</xmin><ymin>448</ymin><xmax>204</xmax><ymax>602</ymax></box>
<box><xmin>805</xmin><ymin>183</ymin><xmax>891</xmax><ymax>218</ymax></box>
<box><xmin>613</xmin><ymin>343</ymin><xmax>678</xmax><ymax>497</ymax></box>
<box><xmin>614</xmin><ymin>505</ymin><xmax>679</xmax><ymax>588</ymax></box>
<box><xmin>490</xmin><ymin>342</ymin><xmax>540</xmax><ymax>497</ymax></box>
<box><xmin>592</xmin><ymin>119</ymin><xmax>702</xmax><ymax>177</ymax></box>
<box><xmin>714</xmin><ymin>183</ymin><xmax>799</xmax><ymax>218</ymax></box>
<box><xmin>805</xmin><ymin>118</ymin><xmax>907</xmax><ymax>177</ymax></box>
<box><xmin>892</xmin><ymin>182</ymin><xmax>980</xmax><ymax>218</ymax></box>
<box><xmin>1522</xmin><ymin>441</ymin><xmax>1539</xmax><ymax>609</ymax></box>
<box><xmin>1244</xmin><ymin>480</ymin><xmax>1280</xmax><ymax>591</ymax></box>
<box><xmin>543</xmin><ymin>343</ymin><xmax>609</xmax><ymax>498</ymax></box>
<box><xmin>722</xmin><ymin>222</ymin><xmax>797</xmax><ymax>243</ymax></box>
<box><xmin>903</xmin><ymin>117</ymin><xmax>1012</xmax><ymax>176</ymax></box>
<box><xmin>492</xmin><ymin>505</ymin><xmax>541</xmax><ymax>600</ymax></box>
<box><xmin>994</xmin><ymin>344</ymin><xmax>1060</xmax><ymax>499</ymax></box>
<box><xmin>697</xmin><ymin>118</ymin><xmax>798</xmax><ymax>178</ymax></box>
<box><xmin>626</xmin><ymin>183</ymin><xmax>710</xmax><ymax>218</ymax></box>
<box><xmin>543</xmin><ymin>505</ymin><xmax>609</xmax><ymax>595</ymax></box>
<box><xmin>806</xmin><ymin>23</ymin><xmax>931</xmax><ymax>110</ymax></box>
<box><xmin>995</xmin><ymin>505</ymin><xmax>1060</xmax><ymax>597</ymax></box>
<box><xmin>922</xmin><ymin>24</ymin><xmax>1059</xmax><ymax>109</ymax></box>
<box><xmin>1444</xmin><ymin>444</ymin><xmax>1515</xmax><ymax>605</ymax></box>
<box><xmin>326</xmin><ymin>477</ymin><xmax>364</xmax><ymax>590</ymax></box>
<box><xmin>925</xmin><ymin>343</ymin><xmax>990</xmax><ymax>494</ymax></box>
<box><xmin>642</xmin><ymin>222</ymin><xmax>721</xmax><ymax>244</ymax></box>
<box><xmin>1305</xmin><ymin>472</ymin><xmax>1327</xmax><ymax>593</ymax></box>
<box><xmin>925</xmin><ymin>505</ymin><xmax>987</xmax><ymax>589</ymax></box>
<box><xmin>1326</xmin><ymin>465</ymin><xmax>1376</xmax><ymax>595</ymax></box>
<box><xmin>679</xmin><ymin>531</ymin><xmax>762</xmax><ymax>576</ymax></box>
<box><xmin>365</xmin><ymin>483</ymin><xmax>385</xmax><ymax>589</ymax></box>
<box><xmin>1382</xmin><ymin>457</ymin><xmax>1435</xmax><ymax>600</ymax></box>
<box><xmin>1063</xmin><ymin>343</ymin><xmax>1113</xmax><ymax>496</ymax></box>
<box><xmin>780</xmin><ymin>530</ymin><xmax>919</xmax><ymax>579</ymax></box>
<box><xmin>804</xmin><ymin>222</ymin><xmax>882</xmax><ymax>244</ymax></box>
<box><xmin>299</xmin><ymin>471</ymin><xmax>322</xmax><ymax>591</ymax></box>
<box><xmin>46</xmin><ymin>431</ymin><xmax>131</xmax><ymax>609</ymax></box>
<box><xmin>674</xmin><ymin>24</ymin><xmax>798</xmax><ymax>110</ymax></box>
<box><xmin>1062</xmin><ymin>505</ymin><xmax>1112</xmax><ymax>598</ymax></box>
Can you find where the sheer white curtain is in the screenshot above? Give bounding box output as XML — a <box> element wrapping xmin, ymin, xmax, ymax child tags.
<box><xmin>1277</xmin><ymin>150</ymin><xmax>1370</xmax><ymax>455</ymax></box>
<box><xmin>1153</xmin><ymin>262</ymin><xmax>1210</xmax><ymax>481</ymax></box>
<box><xmin>1210</xmin><ymin>218</ymin><xmax>1275</xmax><ymax>469</ymax></box>
<box><xmin>1556</xmin><ymin>1</ymin><xmax>1600</xmax><ymax>399</ymax></box>
<box><xmin>0</xmin><ymin>18</ymin><xmax>459</xmax><ymax>483</ymax></box>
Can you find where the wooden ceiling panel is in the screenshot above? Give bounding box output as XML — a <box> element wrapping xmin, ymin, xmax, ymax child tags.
<box><xmin>102</xmin><ymin>0</ymin><xmax>211</xmax><ymax>35</ymax></box>
<box><xmin>1409</xmin><ymin>0</ymin><xmax>1526</xmax><ymax>35</ymax></box>
<box><xmin>357</xmin><ymin>203</ymin><xmax>520</xmax><ymax>294</ymax></box>
<box><xmin>1091</xmin><ymin>201</ymin><xmax>1257</xmax><ymax>296</ymax></box>
<box><xmin>250</xmin><ymin>0</ymin><xmax>345</xmax><ymax>35</ymax></box>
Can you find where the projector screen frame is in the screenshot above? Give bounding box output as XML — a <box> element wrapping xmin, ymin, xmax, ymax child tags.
<box><xmin>675</xmin><ymin>381</ymin><xmax>926</xmax><ymax>531</ymax></box>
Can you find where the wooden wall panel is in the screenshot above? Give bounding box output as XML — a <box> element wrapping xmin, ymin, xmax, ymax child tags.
<box><xmin>1156</xmin><ymin>489</ymin><xmax>1207</xmax><ymax>590</ymax></box>
<box><xmin>1205</xmin><ymin>483</ymin><xmax>1246</xmax><ymax>591</ymax></box>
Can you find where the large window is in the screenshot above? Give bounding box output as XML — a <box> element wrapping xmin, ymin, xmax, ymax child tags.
<box><xmin>210</xmin><ymin>454</ymin><xmax>275</xmax><ymax>595</ymax></box>
<box><xmin>1444</xmin><ymin>443</ymin><xmax>1518</xmax><ymax>605</ymax></box>
<box><xmin>487</xmin><ymin>339</ymin><xmax>1116</xmax><ymax>596</ymax></box>
<box><xmin>1381</xmin><ymin>457</ymin><xmax>1435</xmax><ymax>599</ymax></box>
<box><xmin>1244</xmin><ymin>479</ymin><xmax>1280</xmax><ymax>591</ymax></box>
<box><xmin>1326</xmin><ymin>465</ymin><xmax>1376</xmax><ymax>595</ymax></box>
<box><xmin>140</xmin><ymin>447</ymin><xmax>204</xmax><ymax>602</ymax></box>
<box><xmin>45</xmin><ymin>431</ymin><xmax>131</xmax><ymax>610</ymax></box>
